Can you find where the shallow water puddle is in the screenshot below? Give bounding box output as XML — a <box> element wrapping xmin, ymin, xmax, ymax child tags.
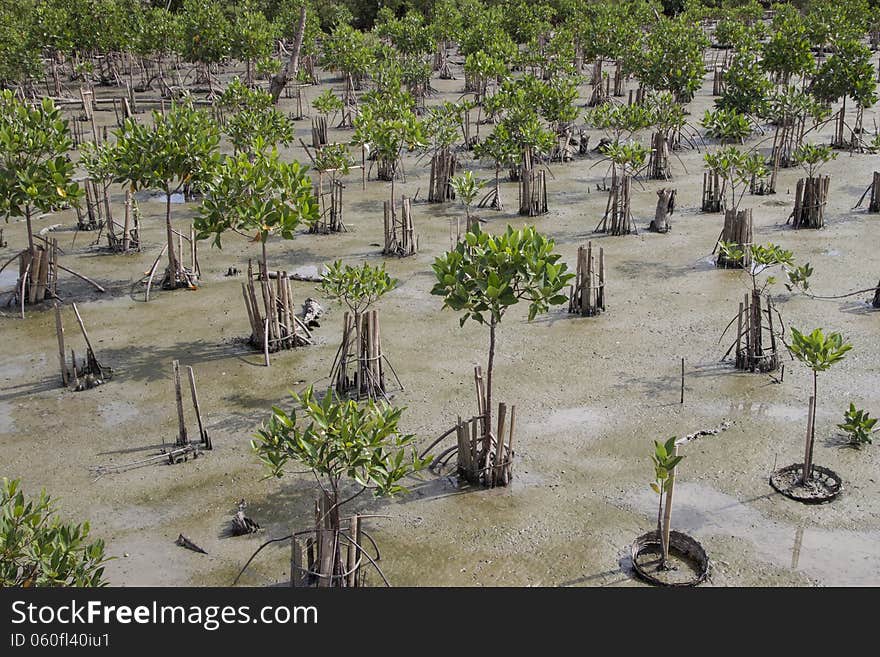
<box><xmin>627</xmin><ymin>483</ymin><xmax>880</xmax><ymax>585</ymax></box>
<box><xmin>526</xmin><ymin>406</ymin><xmax>608</xmax><ymax>435</ymax></box>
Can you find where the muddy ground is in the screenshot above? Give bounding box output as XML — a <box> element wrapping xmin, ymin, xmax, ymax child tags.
<box><xmin>1</xmin><ymin>53</ymin><xmax>879</xmax><ymax>587</ymax></box>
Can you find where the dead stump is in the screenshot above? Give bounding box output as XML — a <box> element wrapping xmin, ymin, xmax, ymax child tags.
<box><xmin>650</xmin><ymin>188</ymin><xmax>676</xmax><ymax>233</ymax></box>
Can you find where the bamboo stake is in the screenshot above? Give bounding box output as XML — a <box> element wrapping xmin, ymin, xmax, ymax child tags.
<box><xmin>172</xmin><ymin>360</ymin><xmax>187</xmax><ymax>446</ymax></box>
<box><xmin>54</xmin><ymin>302</ymin><xmax>68</xmax><ymax>386</ymax></box>
<box><xmin>187</xmin><ymin>366</ymin><xmax>210</xmax><ymax>449</ymax></box>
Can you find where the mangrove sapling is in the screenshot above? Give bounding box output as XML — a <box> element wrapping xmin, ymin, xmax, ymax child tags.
<box><xmin>111</xmin><ymin>103</ymin><xmax>220</xmax><ymax>290</ymax></box>
<box><xmin>761</xmin><ymin>87</ymin><xmax>830</xmax><ymax>192</ymax></box>
<box><xmin>321</xmin><ymin>260</ymin><xmax>399</xmax><ymax>398</ymax></box>
<box><xmin>789</xmin><ymin>143</ymin><xmax>837</xmax><ymax>229</ymax></box>
<box><xmin>312</xmin><ymin>144</ymin><xmax>354</xmax><ymax>233</ymax></box>
<box><xmin>651</xmin><ymin>437</ymin><xmax>685</xmax><ymax>569</ymax></box>
<box><xmin>702</xmin><ymin>108</ymin><xmax>752</xmax><ymax>145</ymax></box>
<box><xmin>431</xmin><ymin>224</ymin><xmax>573</xmax><ymax>485</ymax></box>
<box><xmin>811</xmin><ymin>38</ymin><xmax>878</xmax><ymax>150</ymax></box>
<box><xmin>179</xmin><ymin>0</ymin><xmax>231</xmax><ymax>97</ymax></box>
<box><xmin>717</xmin><ymin>242</ymin><xmax>810</xmax><ymax>372</ymax></box>
<box><xmin>423</xmin><ymin>102</ymin><xmax>463</xmax><ymax>202</ymax></box>
<box><xmin>473</xmin><ymin>123</ymin><xmax>518</xmax><ymax>210</ymax></box>
<box><xmin>250</xmin><ymin>387</ymin><xmax>430</xmax><ymax>586</ymax></box>
<box><xmin>787</xmin><ymin>328</ymin><xmax>852</xmax><ymax>488</ymax></box>
<box><xmin>196</xmin><ymin>147</ymin><xmax>319</xmax><ymax>277</ymax></box>
<box><xmin>196</xmin><ymin>148</ymin><xmax>318</xmax><ymax>359</ymax></box>
<box><xmin>449</xmin><ymin>171</ymin><xmax>485</xmax><ymax>245</ymax></box>
<box><xmin>221</xmin><ymin>86</ymin><xmax>295</xmax><ymax>156</ymax></box>
<box><xmin>0</xmin><ymin>92</ymin><xmax>81</xmax><ymax>304</ymax></box>
<box><xmin>837</xmin><ymin>403</ymin><xmax>877</xmax><ymax>447</ymax></box>
<box><xmin>705</xmin><ymin>147</ymin><xmax>767</xmax><ymax>267</ymax></box>
<box><xmin>646</xmin><ymin>92</ymin><xmax>687</xmax><ymax>180</ymax></box>
<box><xmin>596</xmin><ymin>140</ymin><xmax>647</xmax><ymax>236</ymax></box>
<box><xmin>0</xmin><ymin>478</ymin><xmax>109</xmax><ymax>587</ymax></box>
<box><xmin>231</xmin><ymin>8</ymin><xmax>278</xmax><ymax>87</ymax></box>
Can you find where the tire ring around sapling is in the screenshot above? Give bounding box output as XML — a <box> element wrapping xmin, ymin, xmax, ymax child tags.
<box><xmin>769</xmin><ymin>463</ymin><xmax>842</xmax><ymax>504</ymax></box>
<box><xmin>630</xmin><ymin>530</ymin><xmax>709</xmax><ymax>587</ymax></box>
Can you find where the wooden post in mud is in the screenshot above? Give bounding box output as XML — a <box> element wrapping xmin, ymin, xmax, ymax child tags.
<box><xmin>382</xmin><ymin>197</ymin><xmax>417</xmax><ymax>257</ymax></box>
<box><xmin>241</xmin><ymin>262</ymin><xmax>311</xmax><ymax>361</ymax></box>
<box><xmin>597</xmin><ymin>169</ymin><xmax>635</xmax><ymax>235</ymax></box>
<box><xmin>868</xmin><ymin>172</ymin><xmax>880</xmax><ymax>212</ymax></box>
<box><xmin>730</xmin><ymin>290</ymin><xmax>780</xmax><ymax>373</ymax></box>
<box><xmin>701</xmin><ymin>171</ymin><xmax>723</xmax><ymax>212</ymax></box>
<box><xmin>428</xmin><ymin>149</ymin><xmax>457</xmax><ymax>203</ymax></box>
<box><xmin>568</xmin><ymin>242</ymin><xmax>606</xmax><ymax>316</ymax></box>
<box><xmin>173</xmin><ymin>360</ymin><xmax>188</xmax><ymax>446</ymax></box>
<box><xmin>54</xmin><ymin>302</ymin><xmax>68</xmax><ymax>387</ymax></box>
<box><xmin>661</xmin><ymin>445</ymin><xmax>677</xmax><ymax>566</ymax></box>
<box><xmin>802</xmin><ymin>395</ymin><xmax>816</xmax><ymax>483</ymax></box>
<box><xmin>650</xmin><ymin>189</ymin><xmax>676</xmax><ymax>233</ymax></box>
<box><xmin>716</xmin><ymin>209</ymin><xmax>752</xmax><ymax>268</ymax></box>
<box><xmin>518</xmin><ymin>150</ymin><xmax>548</xmax><ymax>217</ymax></box>
<box><xmin>311</xmin><ymin>116</ymin><xmax>327</xmax><ymax>148</ymax></box>
<box><xmin>680</xmin><ymin>358</ymin><xmax>685</xmax><ymax>404</ymax></box>
<box><xmin>187</xmin><ymin>366</ymin><xmax>211</xmax><ymax>450</ymax></box>
<box><xmin>330</xmin><ymin>309</ymin><xmax>401</xmax><ymax>400</ymax></box>
<box><xmin>790</xmin><ymin>176</ymin><xmax>830</xmax><ymax>229</ymax></box>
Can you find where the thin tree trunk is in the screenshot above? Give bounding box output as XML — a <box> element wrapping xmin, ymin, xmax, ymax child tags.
<box><xmin>165</xmin><ymin>191</ymin><xmax>179</xmax><ymax>278</ymax></box>
<box><xmin>25</xmin><ymin>205</ymin><xmax>34</xmax><ymax>253</ymax></box>
<box><xmin>269</xmin><ymin>5</ymin><xmax>307</xmax><ymax>104</ymax></box>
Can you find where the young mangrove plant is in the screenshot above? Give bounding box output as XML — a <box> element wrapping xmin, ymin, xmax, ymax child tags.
<box><xmin>431</xmin><ymin>224</ymin><xmax>573</xmax><ymax>486</ymax></box>
<box><xmin>321</xmin><ymin>260</ymin><xmax>400</xmax><ymax>399</ymax></box>
<box><xmin>781</xmin><ymin>328</ymin><xmax>852</xmax><ymax>497</ymax></box>
<box><xmin>651</xmin><ymin>437</ymin><xmax>685</xmax><ymax>570</ymax></box>
<box><xmin>837</xmin><ymin>403</ymin><xmax>877</xmax><ymax>448</ymax></box>
<box><xmin>1</xmin><ymin>478</ymin><xmax>109</xmax><ymax>587</ymax></box>
<box><xmin>250</xmin><ymin>387</ymin><xmax>429</xmax><ymax>586</ymax></box>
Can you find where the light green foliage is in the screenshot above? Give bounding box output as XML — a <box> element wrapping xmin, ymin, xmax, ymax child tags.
<box><xmin>0</xmin><ymin>91</ymin><xmax>80</xmax><ymax>244</ymax></box>
<box><xmin>704</xmin><ymin>146</ymin><xmax>766</xmax><ymax>211</ymax></box>
<box><xmin>218</xmin><ymin>80</ymin><xmax>294</xmax><ymax>154</ymax></box>
<box><xmin>251</xmin><ymin>386</ymin><xmax>430</xmax><ymax>496</ymax></box>
<box><xmin>196</xmin><ymin>148</ymin><xmax>318</xmax><ymax>253</ymax></box>
<box><xmin>450</xmin><ymin>170</ymin><xmax>485</xmax><ymax>219</ymax></box>
<box><xmin>423</xmin><ymin>101</ymin><xmax>465</xmax><ymax>151</ymax></box>
<box><xmin>638</xmin><ymin>16</ymin><xmax>708</xmax><ymax>103</ymax></box>
<box><xmin>719</xmin><ymin>49</ymin><xmax>772</xmax><ymax>115</ymax></box>
<box><xmin>179</xmin><ymin>0</ymin><xmax>231</xmax><ymax>66</ymax></box>
<box><xmin>313</xmin><ymin>143</ymin><xmax>354</xmax><ymax>177</ymax></box>
<box><xmin>650</xmin><ymin>437</ymin><xmax>684</xmax><ymax>497</ymax></box>
<box><xmin>320</xmin><ymin>260</ymin><xmax>397</xmax><ymax>315</ymax></box>
<box><xmin>431</xmin><ymin>224</ymin><xmax>573</xmax><ymax>326</ymax></box>
<box><xmin>811</xmin><ymin>38</ymin><xmax>878</xmax><ymax>108</ymax></box>
<box><xmin>111</xmin><ymin>102</ymin><xmax>220</xmax><ymax>197</ymax></box>
<box><xmin>718</xmin><ymin>241</ymin><xmax>811</xmax><ymax>294</ymax></box>
<box><xmin>703</xmin><ymin>107</ymin><xmax>752</xmax><ymax>143</ymax></box>
<box><xmin>601</xmin><ymin>140</ymin><xmax>648</xmax><ymax>175</ymax></box>
<box><xmin>788</xmin><ymin>327</ymin><xmax>852</xmax><ymax>373</ymax></box>
<box><xmin>585</xmin><ymin>103</ymin><xmax>655</xmax><ymax>143</ymax></box>
<box><xmin>1</xmin><ymin>478</ymin><xmax>109</xmax><ymax>587</ymax></box>
<box><xmin>312</xmin><ymin>89</ymin><xmax>344</xmax><ymax>117</ymax></box>
<box><xmin>838</xmin><ymin>403</ymin><xmax>877</xmax><ymax>446</ymax></box>
<box><xmin>473</xmin><ymin>122</ymin><xmax>519</xmax><ymax>171</ymax></box>
<box><xmin>793</xmin><ymin>143</ymin><xmax>837</xmax><ymax>178</ymax></box>
<box><xmin>762</xmin><ymin>11</ymin><xmax>815</xmax><ymax>82</ymax></box>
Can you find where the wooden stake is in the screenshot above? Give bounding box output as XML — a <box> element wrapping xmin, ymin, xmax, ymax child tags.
<box><xmin>54</xmin><ymin>302</ymin><xmax>68</xmax><ymax>386</ymax></box>
<box><xmin>172</xmin><ymin>360</ymin><xmax>188</xmax><ymax>446</ymax></box>
<box><xmin>186</xmin><ymin>366</ymin><xmax>210</xmax><ymax>449</ymax></box>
